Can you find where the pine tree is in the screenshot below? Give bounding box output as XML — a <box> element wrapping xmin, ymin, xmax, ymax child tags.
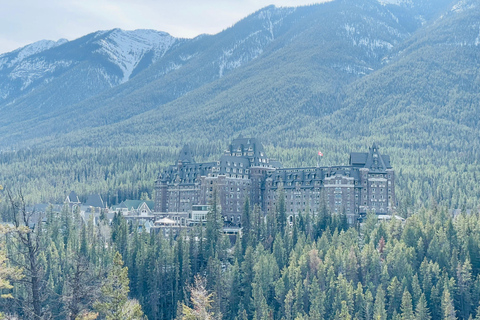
<box><xmin>308</xmin><ymin>277</ymin><xmax>325</xmax><ymax>320</ymax></box>
<box><xmin>206</xmin><ymin>189</ymin><xmax>223</xmax><ymax>260</ymax></box>
<box><xmin>374</xmin><ymin>287</ymin><xmax>387</xmax><ymax>320</ymax></box>
<box><xmin>273</xmin><ymin>234</ymin><xmax>286</xmax><ymax>270</ymax></box>
<box><xmin>79</xmin><ymin>222</ymin><xmax>88</xmax><ymax>258</ymax></box>
<box><xmin>206</xmin><ymin>256</ymin><xmax>222</xmax><ymax>317</ymax></box>
<box><xmin>227</xmin><ymin>260</ymin><xmax>241</xmax><ymax>319</ymax></box>
<box><xmin>250</xmin><ymin>204</ymin><xmax>263</xmax><ymax>246</ymax></box>
<box><xmin>284</xmin><ymin>289</ymin><xmax>294</xmax><ymax>320</ymax></box>
<box><xmin>474</xmin><ymin>302</ymin><xmax>480</xmax><ymax>320</ymax></box>
<box><xmin>252</xmin><ymin>282</ymin><xmax>270</xmax><ymax>320</ymax></box>
<box><xmin>338</xmin><ymin>300</ymin><xmax>352</xmax><ymax>320</ymax></box>
<box><xmin>63</xmin><ymin>254</ymin><xmax>100</xmax><ymax>320</ymax></box>
<box><xmin>94</xmin><ymin>252</ymin><xmax>145</xmax><ymax>320</ymax></box>
<box><xmin>241</xmin><ymin>246</ymin><xmax>255</xmax><ymax>317</ymax></box>
<box><xmin>442</xmin><ymin>286</ymin><xmax>457</xmax><ymax>320</ymax></box>
<box><xmin>411</xmin><ymin>274</ymin><xmax>422</xmax><ymax>308</ymax></box>
<box><xmin>457</xmin><ymin>259</ymin><xmax>473</xmax><ymax>320</ymax></box>
<box><xmin>364</xmin><ymin>289</ymin><xmax>374</xmax><ymax>320</ymax></box>
<box><xmin>415</xmin><ymin>293</ymin><xmax>431</xmax><ymax>320</ymax></box>
<box><xmin>276</xmin><ymin>185</ymin><xmax>287</xmax><ymax>236</ymax></box>
<box><xmin>179</xmin><ymin>275</ymin><xmax>218</xmax><ymax>320</ymax></box>
<box><xmin>388</xmin><ymin>277</ymin><xmax>403</xmax><ymax>316</ymax></box>
<box><xmin>401</xmin><ymin>289</ymin><xmax>415</xmax><ymax>320</ymax></box>
<box><xmin>241</xmin><ymin>197</ymin><xmax>251</xmax><ymax>253</ymax></box>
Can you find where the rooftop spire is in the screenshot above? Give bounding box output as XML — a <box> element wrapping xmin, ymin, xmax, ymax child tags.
<box><xmin>177</xmin><ymin>145</ymin><xmax>195</xmax><ymax>164</ymax></box>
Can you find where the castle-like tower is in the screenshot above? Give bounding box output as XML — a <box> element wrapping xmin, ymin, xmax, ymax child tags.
<box><xmin>154</xmin><ymin>138</ymin><xmax>395</xmax><ymax>225</ymax></box>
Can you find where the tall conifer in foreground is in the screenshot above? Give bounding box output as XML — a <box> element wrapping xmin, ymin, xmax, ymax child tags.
<box><xmin>94</xmin><ymin>251</ymin><xmax>145</xmax><ymax>320</ymax></box>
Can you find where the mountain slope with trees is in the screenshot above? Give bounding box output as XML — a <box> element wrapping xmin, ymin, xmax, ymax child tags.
<box><xmin>1</xmin><ymin>0</ymin><xmax>479</xmax><ymax>210</ymax></box>
<box><xmin>0</xmin><ymin>0</ymin><xmax>453</xmax><ymax>148</ymax></box>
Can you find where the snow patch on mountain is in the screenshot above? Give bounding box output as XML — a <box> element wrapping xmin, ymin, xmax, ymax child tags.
<box><xmin>9</xmin><ymin>58</ymin><xmax>73</xmax><ymax>90</ymax></box>
<box><xmin>96</xmin><ymin>67</ymin><xmax>116</xmax><ymax>87</ymax></box>
<box><xmin>451</xmin><ymin>0</ymin><xmax>476</xmax><ymax>13</ymax></box>
<box><xmin>343</xmin><ymin>22</ymin><xmax>398</xmax><ymax>58</ymax></box>
<box><xmin>0</xmin><ymin>85</ymin><xmax>12</xmax><ymax>99</ymax></box>
<box><xmin>218</xmin><ymin>30</ymin><xmax>265</xmax><ymax>78</ymax></box>
<box><xmin>94</xmin><ymin>29</ymin><xmax>176</xmax><ymax>83</ymax></box>
<box><xmin>179</xmin><ymin>53</ymin><xmax>197</xmax><ymax>62</ymax></box>
<box><xmin>332</xmin><ymin>63</ymin><xmax>375</xmax><ymax>76</ymax></box>
<box><xmin>0</xmin><ymin>58</ymin><xmax>7</xmax><ymax>70</ymax></box>
<box><xmin>258</xmin><ymin>9</ymin><xmax>275</xmax><ymax>40</ymax></box>
<box><xmin>378</xmin><ymin>0</ymin><xmax>413</xmax><ymax>6</ymax></box>
<box><xmin>0</xmin><ymin>39</ymin><xmax>68</xmax><ymax>71</ymax></box>
<box><xmin>165</xmin><ymin>62</ymin><xmax>182</xmax><ymax>74</ymax></box>
<box><xmin>217</xmin><ymin>7</ymin><xmax>294</xmax><ymax>78</ymax></box>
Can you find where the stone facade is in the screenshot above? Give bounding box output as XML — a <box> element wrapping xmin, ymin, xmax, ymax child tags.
<box><xmin>155</xmin><ymin>138</ymin><xmax>395</xmax><ymax>225</ymax></box>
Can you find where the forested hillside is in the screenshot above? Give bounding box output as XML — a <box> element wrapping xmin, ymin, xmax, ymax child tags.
<box><xmin>1</xmin><ymin>0</ymin><xmax>479</xmax><ymax>210</ymax></box>
<box><xmin>3</xmin><ymin>191</ymin><xmax>480</xmax><ymax>320</ymax></box>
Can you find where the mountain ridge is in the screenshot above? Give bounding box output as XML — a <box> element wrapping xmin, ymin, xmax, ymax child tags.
<box><xmin>1</xmin><ymin>0</ymin><xmax>425</xmax><ymax>148</ymax></box>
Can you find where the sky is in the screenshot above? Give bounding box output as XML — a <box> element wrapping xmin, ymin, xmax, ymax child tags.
<box><xmin>0</xmin><ymin>0</ymin><xmax>331</xmax><ymax>55</ymax></box>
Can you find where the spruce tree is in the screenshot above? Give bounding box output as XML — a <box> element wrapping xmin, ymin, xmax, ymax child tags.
<box><xmin>179</xmin><ymin>275</ymin><xmax>217</xmax><ymax>320</ymax></box>
<box><xmin>206</xmin><ymin>189</ymin><xmax>222</xmax><ymax>260</ymax></box>
<box><xmin>241</xmin><ymin>246</ymin><xmax>255</xmax><ymax>317</ymax></box>
<box><xmin>276</xmin><ymin>185</ymin><xmax>287</xmax><ymax>236</ymax></box>
<box><xmin>401</xmin><ymin>289</ymin><xmax>415</xmax><ymax>320</ymax></box>
<box><xmin>374</xmin><ymin>287</ymin><xmax>387</xmax><ymax>320</ymax></box>
<box><xmin>338</xmin><ymin>300</ymin><xmax>352</xmax><ymax>320</ymax></box>
<box><xmin>94</xmin><ymin>252</ymin><xmax>145</xmax><ymax>320</ymax></box>
<box><xmin>457</xmin><ymin>259</ymin><xmax>473</xmax><ymax>320</ymax></box>
<box><xmin>227</xmin><ymin>260</ymin><xmax>241</xmax><ymax>319</ymax></box>
<box><xmin>241</xmin><ymin>197</ymin><xmax>251</xmax><ymax>253</ymax></box>
<box><xmin>442</xmin><ymin>286</ymin><xmax>457</xmax><ymax>320</ymax></box>
<box><xmin>474</xmin><ymin>302</ymin><xmax>480</xmax><ymax>320</ymax></box>
<box><xmin>415</xmin><ymin>293</ymin><xmax>431</xmax><ymax>320</ymax></box>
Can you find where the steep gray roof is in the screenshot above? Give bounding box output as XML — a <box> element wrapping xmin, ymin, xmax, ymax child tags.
<box><xmin>66</xmin><ymin>191</ymin><xmax>80</xmax><ymax>203</ymax></box>
<box><xmin>160</xmin><ymin>162</ymin><xmax>216</xmax><ymax>184</ymax></box>
<box><xmin>177</xmin><ymin>145</ymin><xmax>195</xmax><ymax>164</ymax></box>
<box><xmin>350</xmin><ymin>153</ymin><xmax>368</xmax><ymax>166</ymax></box>
<box><xmin>349</xmin><ymin>144</ymin><xmax>392</xmax><ymax>171</ymax></box>
<box><xmin>85</xmin><ymin>194</ymin><xmax>105</xmax><ymax>208</ymax></box>
<box><xmin>364</xmin><ymin>144</ymin><xmax>389</xmax><ymax>173</ymax></box>
<box><xmin>225</xmin><ymin>137</ymin><xmax>269</xmax><ymax>166</ymax></box>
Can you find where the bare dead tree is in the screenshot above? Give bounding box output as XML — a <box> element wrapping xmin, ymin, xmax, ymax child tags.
<box><xmin>63</xmin><ymin>253</ymin><xmax>101</xmax><ymax>320</ymax></box>
<box><xmin>6</xmin><ymin>189</ymin><xmax>47</xmax><ymax>320</ymax></box>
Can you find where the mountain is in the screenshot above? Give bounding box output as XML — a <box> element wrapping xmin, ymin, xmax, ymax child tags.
<box><xmin>1</xmin><ymin>0</ymin><xmax>480</xmax><ymax>209</ymax></box>
<box><xmin>0</xmin><ymin>29</ymin><xmax>177</xmax><ymax>143</ymax></box>
<box><xmin>0</xmin><ymin>29</ymin><xmax>176</xmax><ymax>100</ymax></box>
<box><xmin>0</xmin><ymin>0</ymin><xmax>454</xmax><ymax>147</ymax></box>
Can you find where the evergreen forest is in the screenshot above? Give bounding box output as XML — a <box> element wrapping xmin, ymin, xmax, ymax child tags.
<box><xmin>2</xmin><ymin>190</ymin><xmax>480</xmax><ymax>320</ymax></box>
<box><xmin>1</xmin><ymin>0</ymin><xmax>480</xmax><ymax>319</ymax></box>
